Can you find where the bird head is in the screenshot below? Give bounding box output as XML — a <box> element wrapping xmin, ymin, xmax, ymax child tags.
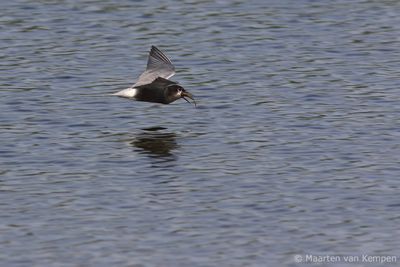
<box><xmin>165</xmin><ymin>84</ymin><xmax>196</xmax><ymax>106</ymax></box>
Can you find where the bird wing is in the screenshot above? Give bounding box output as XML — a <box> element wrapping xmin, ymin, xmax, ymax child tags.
<box><xmin>134</xmin><ymin>46</ymin><xmax>176</xmax><ymax>87</ymax></box>
<box><xmin>135</xmin><ymin>77</ymin><xmax>177</xmax><ymax>90</ymax></box>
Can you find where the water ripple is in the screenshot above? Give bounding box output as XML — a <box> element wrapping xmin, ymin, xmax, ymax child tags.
<box><xmin>1</xmin><ymin>0</ymin><xmax>400</xmax><ymax>266</ymax></box>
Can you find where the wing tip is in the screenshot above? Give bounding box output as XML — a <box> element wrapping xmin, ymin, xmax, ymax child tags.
<box><xmin>148</xmin><ymin>45</ymin><xmax>173</xmax><ymax>65</ymax></box>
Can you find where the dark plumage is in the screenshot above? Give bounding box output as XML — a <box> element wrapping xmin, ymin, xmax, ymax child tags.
<box><xmin>113</xmin><ymin>46</ymin><xmax>196</xmax><ymax>106</ymax></box>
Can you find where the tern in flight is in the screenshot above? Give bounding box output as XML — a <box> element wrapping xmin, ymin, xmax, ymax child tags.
<box><xmin>113</xmin><ymin>46</ymin><xmax>196</xmax><ymax>106</ymax></box>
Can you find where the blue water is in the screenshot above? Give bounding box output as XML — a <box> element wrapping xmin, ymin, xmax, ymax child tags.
<box><xmin>1</xmin><ymin>0</ymin><xmax>400</xmax><ymax>266</ymax></box>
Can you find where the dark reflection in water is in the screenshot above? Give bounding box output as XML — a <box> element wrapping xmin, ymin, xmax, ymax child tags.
<box><xmin>142</xmin><ymin>126</ymin><xmax>168</xmax><ymax>131</ymax></box>
<box><xmin>130</xmin><ymin>128</ymin><xmax>178</xmax><ymax>159</ymax></box>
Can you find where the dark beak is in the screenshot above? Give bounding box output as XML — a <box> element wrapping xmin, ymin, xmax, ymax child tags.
<box><xmin>182</xmin><ymin>91</ymin><xmax>197</xmax><ymax>107</ymax></box>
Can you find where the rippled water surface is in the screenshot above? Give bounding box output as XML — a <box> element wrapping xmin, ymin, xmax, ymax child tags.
<box><xmin>1</xmin><ymin>0</ymin><xmax>400</xmax><ymax>266</ymax></box>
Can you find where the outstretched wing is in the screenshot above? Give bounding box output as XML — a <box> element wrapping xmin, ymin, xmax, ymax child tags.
<box><xmin>135</xmin><ymin>77</ymin><xmax>177</xmax><ymax>90</ymax></box>
<box><xmin>146</xmin><ymin>46</ymin><xmax>175</xmax><ymax>76</ymax></box>
<box><xmin>134</xmin><ymin>46</ymin><xmax>176</xmax><ymax>87</ymax></box>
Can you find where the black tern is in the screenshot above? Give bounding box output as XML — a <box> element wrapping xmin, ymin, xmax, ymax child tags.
<box><xmin>113</xmin><ymin>46</ymin><xmax>196</xmax><ymax>106</ymax></box>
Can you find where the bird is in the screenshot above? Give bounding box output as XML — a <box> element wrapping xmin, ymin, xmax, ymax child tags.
<box><xmin>113</xmin><ymin>46</ymin><xmax>196</xmax><ymax>106</ymax></box>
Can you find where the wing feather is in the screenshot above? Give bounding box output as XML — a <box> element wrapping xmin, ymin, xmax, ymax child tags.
<box><xmin>135</xmin><ymin>77</ymin><xmax>177</xmax><ymax>90</ymax></box>
<box><xmin>134</xmin><ymin>46</ymin><xmax>176</xmax><ymax>87</ymax></box>
<box><xmin>147</xmin><ymin>46</ymin><xmax>174</xmax><ymax>71</ymax></box>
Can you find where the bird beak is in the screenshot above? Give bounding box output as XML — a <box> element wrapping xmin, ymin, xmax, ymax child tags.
<box><xmin>181</xmin><ymin>91</ymin><xmax>197</xmax><ymax>107</ymax></box>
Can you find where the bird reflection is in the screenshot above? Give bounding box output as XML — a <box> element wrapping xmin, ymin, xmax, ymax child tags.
<box><xmin>130</xmin><ymin>127</ymin><xmax>178</xmax><ymax>159</ymax></box>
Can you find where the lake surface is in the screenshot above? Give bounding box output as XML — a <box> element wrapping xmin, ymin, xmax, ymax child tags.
<box><xmin>1</xmin><ymin>0</ymin><xmax>400</xmax><ymax>266</ymax></box>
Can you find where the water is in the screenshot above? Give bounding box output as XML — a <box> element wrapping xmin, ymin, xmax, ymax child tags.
<box><xmin>1</xmin><ymin>0</ymin><xmax>400</xmax><ymax>266</ymax></box>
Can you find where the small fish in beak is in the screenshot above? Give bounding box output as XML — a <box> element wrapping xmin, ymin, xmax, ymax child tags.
<box><xmin>181</xmin><ymin>91</ymin><xmax>197</xmax><ymax>107</ymax></box>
